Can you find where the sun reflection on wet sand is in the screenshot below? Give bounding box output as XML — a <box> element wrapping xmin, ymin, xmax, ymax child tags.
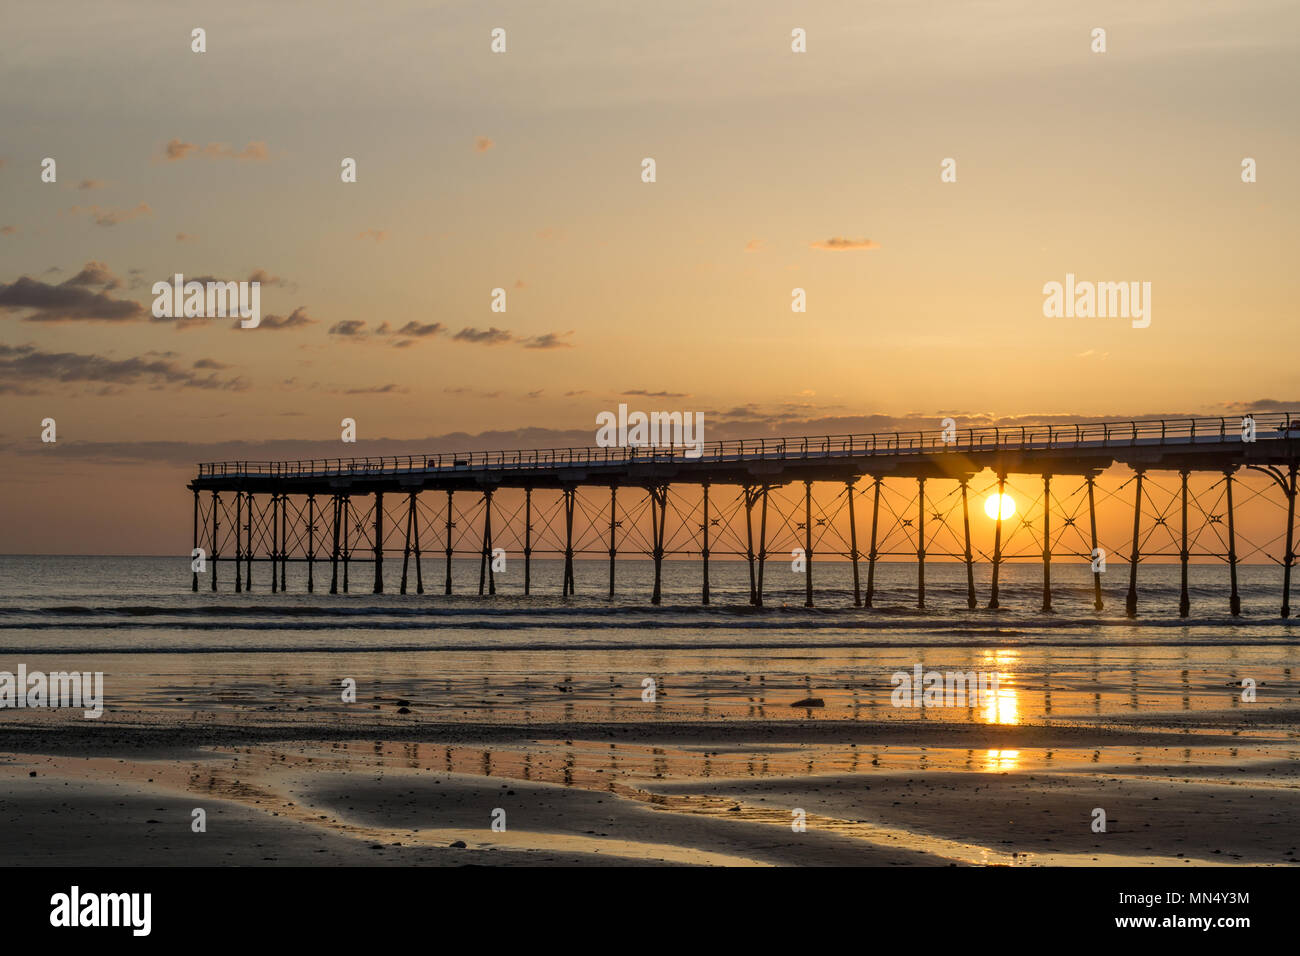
<box><xmin>983</xmin><ymin>749</ymin><xmax>1021</xmax><ymax>771</ymax></box>
<box><xmin>983</xmin><ymin>684</ymin><xmax>1020</xmax><ymax>726</ymax></box>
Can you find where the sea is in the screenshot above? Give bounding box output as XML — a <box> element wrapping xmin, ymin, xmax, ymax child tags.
<box><xmin>0</xmin><ymin>556</ymin><xmax>1295</xmax><ymax>726</ymax></box>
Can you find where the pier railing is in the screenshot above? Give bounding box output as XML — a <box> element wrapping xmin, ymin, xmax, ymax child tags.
<box><xmin>196</xmin><ymin>411</ymin><xmax>1296</xmax><ymax>479</ymax></box>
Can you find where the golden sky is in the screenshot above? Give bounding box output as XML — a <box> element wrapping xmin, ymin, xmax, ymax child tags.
<box><xmin>1</xmin><ymin>0</ymin><xmax>1297</xmax><ymax>553</ymax></box>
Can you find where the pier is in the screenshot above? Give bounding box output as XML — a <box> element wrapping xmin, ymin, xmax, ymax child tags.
<box><xmin>188</xmin><ymin>412</ymin><xmax>1299</xmax><ymax>616</ymax></box>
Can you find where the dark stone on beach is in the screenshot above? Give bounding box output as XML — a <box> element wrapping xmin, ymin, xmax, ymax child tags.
<box><xmin>397</xmin><ymin>706</ymin><xmax>411</xmax><ymax>714</ymax></box>
<box><xmin>791</xmin><ymin>697</ymin><xmax>825</xmax><ymax>708</ymax></box>
<box><xmin>449</xmin><ymin>840</ymin><xmax>467</xmax><ymax>848</ymax></box>
<box><xmin>28</xmin><ymin>771</ymin><xmax>36</xmax><ymax>777</ymax></box>
<box><xmin>396</xmin><ymin>699</ymin><xmax>410</xmax><ymax>707</ymax></box>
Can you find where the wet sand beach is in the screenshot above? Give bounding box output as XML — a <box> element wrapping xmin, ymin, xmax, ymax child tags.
<box><xmin>2</xmin><ymin>559</ymin><xmax>1297</xmax><ymax>866</ymax></box>
<box><xmin>2</xmin><ymin>692</ymin><xmax>1297</xmax><ymax>866</ymax></box>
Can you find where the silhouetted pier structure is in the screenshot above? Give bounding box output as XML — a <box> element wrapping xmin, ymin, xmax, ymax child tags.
<box><xmin>188</xmin><ymin>412</ymin><xmax>1299</xmax><ymax>617</ymax></box>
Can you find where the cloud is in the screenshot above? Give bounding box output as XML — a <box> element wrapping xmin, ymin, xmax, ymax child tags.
<box><xmin>338</xmin><ymin>383</ymin><xmax>409</xmax><ymax>395</ymax></box>
<box><xmin>239</xmin><ymin>306</ymin><xmax>315</xmax><ymax>331</ymax></box>
<box><xmin>444</xmin><ymin>386</ymin><xmax>502</xmax><ymax>398</ymax></box>
<box><xmin>318</xmin><ymin>318</ymin><xmax>448</xmax><ymax>348</ymax></box>
<box><xmin>193</xmin><ymin>358</ymin><xmax>231</xmax><ymax>369</ymax></box>
<box><xmin>329</xmin><ymin>319</ymin><xmax>367</xmax><ymax>336</ymax></box>
<box><xmin>19</xmin><ymin>403</ymin><xmax>1293</xmax><ymax>468</ymax></box>
<box><xmin>744</xmin><ymin>239</ymin><xmax>764</xmax><ymax>252</ymax></box>
<box><xmin>356</xmin><ymin>229</ymin><xmax>387</xmax><ymax>242</ymax></box>
<box><xmin>247</xmin><ymin>268</ymin><xmax>290</xmax><ymax>288</ymax></box>
<box><xmin>396</xmin><ymin>321</ymin><xmax>445</xmax><ymax>338</ymax></box>
<box><xmin>0</xmin><ymin>264</ymin><xmax>144</xmax><ymax>322</ymax></box>
<box><xmin>0</xmin><ymin>343</ymin><xmax>246</xmax><ymax>391</ymax></box>
<box><xmin>63</xmin><ymin>261</ymin><xmax>122</xmax><ymax>290</ymax></box>
<box><xmin>162</xmin><ymin>139</ymin><xmax>269</xmax><ymax>162</ymax></box>
<box><xmin>185</xmin><ymin>268</ymin><xmax>287</xmax><ymax>288</ymax></box>
<box><xmin>175</xmin><ymin>232</ymin><xmax>196</xmax><ymax>242</ymax></box>
<box><xmin>522</xmin><ymin>331</ymin><xmax>575</xmax><ymax>350</ymax></box>
<box><xmin>1218</xmin><ymin>398</ymin><xmax>1300</xmax><ymax>414</ymax></box>
<box><xmin>810</xmin><ymin>237</ymin><xmax>881</xmax><ymax>251</ymax></box>
<box><xmin>164</xmin><ymin>139</ymin><xmax>197</xmax><ymax>161</ymax></box>
<box><xmin>1</xmin><ymin>226</ymin><xmax>17</xmax><ymax>236</ymax></box>
<box><xmin>67</xmin><ymin>202</ymin><xmax>152</xmax><ymax>227</ymax></box>
<box><xmin>76</xmin><ymin>179</ymin><xmax>105</xmax><ymax>190</ymax></box>
<box><xmin>146</xmin><ymin>271</ymin><xmax>293</xmax><ymax>329</ymax></box>
<box><xmin>624</xmin><ymin>389</ymin><xmax>689</xmax><ymax>398</ymax></box>
<box><xmin>474</xmin><ymin>137</ymin><xmax>495</xmax><ymax>153</ymax></box>
<box><xmin>454</xmin><ymin>326</ymin><xmax>513</xmax><ymax>345</ymax></box>
<box><xmin>378</xmin><ymin>325</ymin><xmax>575</xmax><ymax>350</ymax></box>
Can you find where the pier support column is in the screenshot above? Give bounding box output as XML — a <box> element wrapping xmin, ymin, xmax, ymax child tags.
<box><xmin>401</xmin><ymin>491</ymin><xmax>415</xmax><ymax>595</ymax></box>
<box><xmin>234</xmin><ymin>491</ymin><xmax>243</xmax><ymax>593</ymax></box>
<box><xmin>1125</xmin><ymin>471</ymin><xmax>1144</xmax><ymax>618</ymax></box>
<box><xmin>1225</xmin><ymin>469</ymin><xmax>1240</xmax><ymax>616</ymax></box>
<box><xmin>280</xmin><ymin>494</ymin><xmax>288</xmax><ymax>592</ymax></box>
<box><xmin>1087</xmin><ymin>474</ymin><xmax>1103</xmax><ymax>611</ymax></box>
<box><xmin>916</xmin><ymin>477</ymin><xmax>926</xmax><ymax>609</ymax></box>
<box><xmin>1283</xmin><ymin>463</ymin><xmax>1297</xmax><ymax>619</ymax></box>
<box><xmin>701</xmin><ymin>483</ymin><xmax>711</xmax><ymax>606</ymax></box>
<box><xmin>281</xmin><ymin>493</ymin><xmax>290</xmax><ymax>593</ymax></box>
<box><xmin>1178</xmin><ymin>470</ymin><xmax>1190</xmax><ymax>618</ymax></box>
<box><xmin>373</xmin><ymin>492</ymin><xmax>384</xmax><ymax>594</ymax></box>
<box><xmin>523</xmin><ymin>488</ymin><xmax>532</xmax><ymax>596</ymax></box>
<box><xmin>1041</xmin><ymin>474</ymin><xmax>1052</xmax><ymax>613</ymax></box>
<box><xmin>478</xmin><ymin>489</ymin><xmax>494</xmax><ymax>596</ymax></box>
<box><xmin>563</xmin><ymin>488</ymin><xmax>577</xmax><ymax>597</ymax></box>
<box><xmin>444</xmin><ymin>490</ymin><xmax>454</xmax><ymax>595</ymax></box>
<box><xmin>744</xmin><ymin>486</ymin><xmax>757</xmax><ymax>605</ymax></box>
<box><xmin>608</xmin><ymin>485</ymin><xmax>617</xmax><ymax>598</ymax></box>
<box><xmin>329</xmin><ymin>495</ymin><xmax>341</xmax><ymax>594</ymax></box>
<box><xmin>306</xmin><ymin>494</ymin><xmax>316</xmax><ymax>593</ymax></box>
<box><xmin>865</xmin><ymin>477</ymin><xmax>881</xmax><ymax>609</ymax></box>
<box><xmin>847</xmin><ymin>479</ymin><xmax>861</xmax><ymax>607</ymax></box>
<box><xmin>341</xmin><ymin>496</ymin><xmax>350</xmax><ymax>593</ymax></box>
<box><xmin>191</xmin><ymin>490</ymin><xmax>200</xmax><ymax>592</ymax></box>
<box><xmin>650</xmin><ymin>486</ymin><xmax>668</xmax><ymax>605</ymax></box>
<box><xmin>413</xmin><ymin>493</ymin><xmax>424</xmax><ymax>594</ymax></box>
<box><xmin>245</xmin><ymin>494</ymin><xmax>254</xmax><ymax>592</ymax></box>
<box><xmin>210</xmin><ymin>491</ymin><xmax>220</xmax><ymax>592</ymax></box>
<box><xmin>960</xmin><ymin>477</ymin><xmax>975</xmax><ymax>609</ymax></box>
<box><xmin>804</xmin><ymin>480</ymin><xmax>814</xmax><ymax>608</ymax></box>
<box><xmin>270</xmin><ymin>494</ymin><xmax>279</xmax><ymax>594</ymax></box>
<box><xmin>756</xmin><ymin>483</ymin><xmax>770</xmax><ymax>607</ymax></box>
<box><xmin>988</xmin><ymin>475</ymin><xmax>1006</xmax><ymax>609</ymax></box>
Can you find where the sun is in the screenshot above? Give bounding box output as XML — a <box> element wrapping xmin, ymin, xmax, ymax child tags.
<box><xmin>984</xmin><ymin>492</ymin><xmax>1016</xmax><ymax>520</ymax></box>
